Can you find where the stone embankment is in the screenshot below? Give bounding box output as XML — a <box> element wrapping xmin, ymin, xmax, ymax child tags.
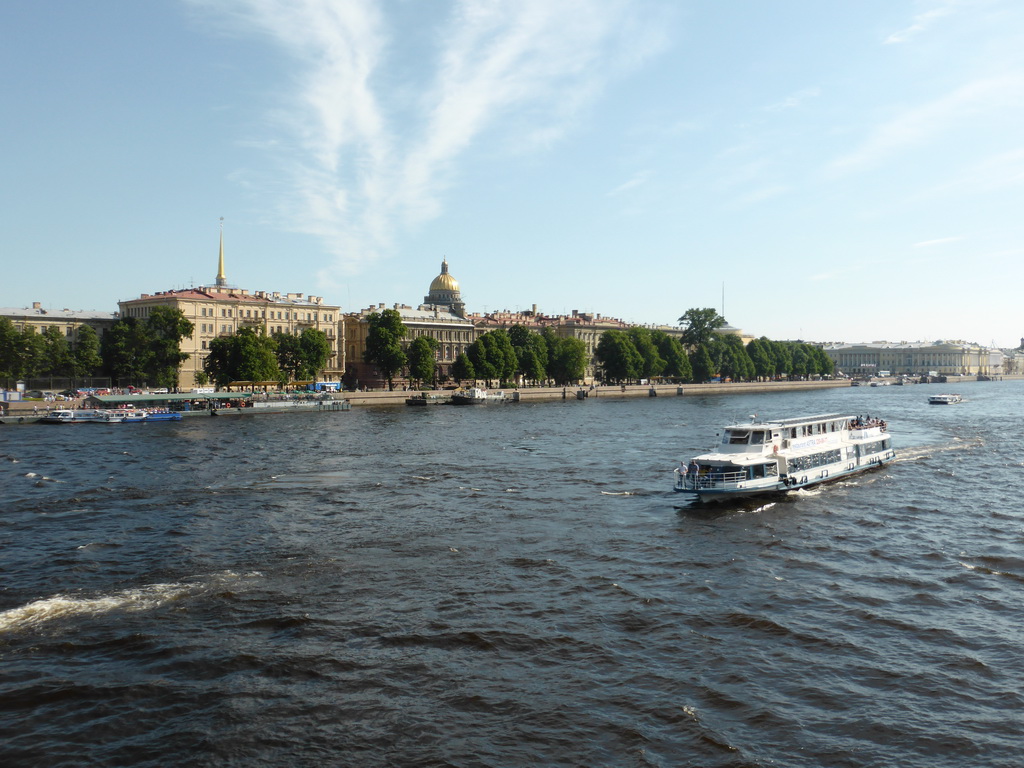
<box><xmin>342</xmin><ymin>379</ymin><xmax>849</xmax><ymax>407</ymax></box>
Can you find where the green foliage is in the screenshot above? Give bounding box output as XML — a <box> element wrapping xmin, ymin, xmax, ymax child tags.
<box><xmin>689</xmin><ymin>345</ymin><xmax>715</xmax><ymax>382</ymax></box>
<box><xmin>274</xmin><ymin>328</ymin><xmax>332</xmax><ymax>381</ymax></box>
<box><xmin>71</xmin><ymin>324</ymin><xmax>103</xmax><ymax>379</ymax></box>
<box><xmin>40</xmin><ymin>327</ymin><xmax>71</xmax><ymax>376</ymax></box>
<box><xmin>467</xmin><ymin>330</ymin><xmax>517</xmax><ymax>385</ymax></box>
<box><xmin>596</xmin><ymin>330</ymin><xmax>643</xmax><ymax>383</ymax></box>
<box><xmin>652</xmin><ymin>330</ymin><xmax>691</xmax><ymax>381</ymax></box>
<box><xmin>0</xmin><ymin>318</ymin><xmax>19</xmax><ymax>378</ymax></box>
<box><xmin>451</xmin><ymin>352</ymin><xmax>475</xmax><ymax>383</ymax></box>
<box><xmin>508</xmin><ymin>325</ymin><xmax>547</xmax><ymax>383</ymax></box>
<box><xmin>101</xmin><ymin>317</ymin><xmax>154</xmax><ymax>386</ymax></box>
<box><xmin>746</xmin><ymin>337</ymin><xmax>775</xmax><ymax>380</ymax></box>
<box><xmin>364</xmin><ymin>309</ymin><xmax>407</xmax><ymax>390</ymax></box>
<box><xmin>0</xmin><ymin>319</ymin><xmax>46</xmax><ymax>379</ymax></box>
<box><xmin>204</xmin><ymin>327</ymin><xmax>280</xmax><ymax>386</ymax></box>
<box><xmin>299</xmin><ymin>329</ymin><xmax>331</xmax><ymax>378</ymax></box>
<box><xmin>407</xmin><ymin>335</ymin><xmax>439</xmax><ymax>387</ymax></box>
<box><xmin>547</xmin><ymin>335</ymin><xmax>588</xmax><ymax>385</ymax></box>
<box><xmin>146</xmin><ymin>307</ymin><xmax>195</xmax><ymax>389</ymax></box>
<box><xmin>677</xmin><ymin>308</ymin><xmax>726</xmax><ymax>349</ymax></box>
<box><xmin>273</xmin><ymin>333</ymin><xmax>304</xmax><ymax>380</ymax></box>
<box><xmin>627</xmin><ymin>327</ymin><xmax>667</xmax><ymax>380</ymax></box>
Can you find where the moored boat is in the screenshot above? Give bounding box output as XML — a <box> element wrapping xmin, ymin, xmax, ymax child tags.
<box><xmin>450</xmin><ymin>387</ymin><xmax>506</xmax><ymax>405</ymax></box>
<box><xmin>928</xmin><ymin>394</ymin><xmax>962</xmax><ymax>405</ymax></box>
<box><xmin>674</xmin><ymin>413</ymin><xmax>895</xmax><ymax>503</ymax></box>
<box><xmin>38</xmin><ymin>409</ymin><xmax>102</xmax><ymax>424</ymax></box>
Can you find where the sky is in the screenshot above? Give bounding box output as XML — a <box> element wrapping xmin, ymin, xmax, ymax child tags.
<box><xmin>3</xmin><ymin>0</ymin><xmax>1023</xmax><ymax>347</ymax></box>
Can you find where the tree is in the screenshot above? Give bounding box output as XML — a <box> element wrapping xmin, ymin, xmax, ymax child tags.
<box><xmin>0</xmin><ymin>317</ymin><xmax>20</xmax><ymax>379</ymax></box>
<box><xmin>746</xmin><ymin>337</ymin><xmax>775</xmax><ymax>380</ymax></box>
<box><xmin>204</xmin><ymin>327</ymin><xmax>280</xmax><ymax>386</ymax></box>
<box><xmin>275</xmin><ymin>328</ymin><xmax>332</xmax><ymax>382</ymax></box>
<box><xmin>719</xmin><ymin>334</ymin><xmax>755</xmax><ymax>381</ymax></box>
<box><xmin>40</xmin><ymin>326</ymin><xmax>71</xmax><ymax>377</ymax></box>
<box><xmin>364</xmin><ymin>309</ymin><xmax>407</xmax><ymax>390</ymax></box>
<box><xmin>102</xmin><ymin>317</ymin><xmax>153</xmax><ymax>386</ymax></box>
<box><xmin>273</xmin><ymin>333</ymin><xmax>305</xmax><ymax>380</ymax></box>
<box><xmin>690</xmin><ymin>345</ymin><xmax>715</xmax><ymax>382</ymax></box>
<box><xmin>451</xmin><ymin>352</ymin><xmax>475</xmax><ymax>383</ymax></box>
<box><xmin>677</xmin><ymin>308</ymin><xmax>726</xmax><ymax>350</ymax></box>
<box><xmin>70</xmin><ymin>324</ymin><xmax>103</xmax><ymax>381</ymax></box>
<box><xmin>547</xmin><ymin>335</ymin><xmax>588</xmax><ymax>385</ymax></box>
<box><xmin>299</xmin><ymin>328</ymin><xmax>331</xmax><ymax>380</ymax></box>
<box><xmin>509</xmin><ymin>325</ymin><xmax>547</xmax><ymax>384</ymax></box>
<box><xmin>627</xmin><ymin>327</ymin><xmax>667</xmax><ymax>381</ymax></box>
<box><xmin>146</xmin><ymin>306</ymin><xmax>194</xmax><ymax>389</ymax></box>
<box><xmin>653</xmin><ymin>331</ymin><xmax>692</xmax><ymax>381</ymax></box>
<box><xmin>407</xmin><ymin>336</ymin><xmax>439</xmax><ymax>388</ymax></box>
<box><xmin>596</xmin><ymin>330</ymin><xmax>642</xmax><ymax>383</ymax></box>
<box><xmin>467</xmin><ymin>330</ymin><xmax>518</xmax><ymax>385</ymax></box>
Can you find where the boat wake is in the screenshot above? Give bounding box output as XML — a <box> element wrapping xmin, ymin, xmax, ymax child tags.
<box><xmin>0</xmin><ymin>571</ymin><xmax>258</xmax><ymax>635</ymax></box>
<box><xmin>895</xmin><ymin>438</ymin><xmax>983</xmax><ymax>463</ymax></box>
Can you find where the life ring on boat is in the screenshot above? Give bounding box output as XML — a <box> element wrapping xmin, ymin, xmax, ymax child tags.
<box><xmin>772</xmin><ymin>444</ymin><xmax>779</xmax><ymax>454</ymax></box>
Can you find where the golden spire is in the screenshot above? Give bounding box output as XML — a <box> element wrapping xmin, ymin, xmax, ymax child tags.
<box><xmin>215</xmin><ymin>217</ymin><xmax>226</xmax><ymax>287</ymax></box>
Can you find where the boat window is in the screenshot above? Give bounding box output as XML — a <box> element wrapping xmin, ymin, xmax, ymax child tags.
<box><xmin>750</xmin><ymin>431</ymin><xmax>766</xmax><ymax>444</ymax></box>
<box><xmin>728</xmin><ymin>430</ymin><xmax>750</xmax><ymax>444</ymax></box>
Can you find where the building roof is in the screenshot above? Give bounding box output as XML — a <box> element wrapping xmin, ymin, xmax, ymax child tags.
<box><xmin>120</xmin><ymin>287</ymin><xmax>336</xmax><ymax>308</ymax></box>
<box><xmin>1</xmin><ymin>305</ymin><xmax>117</xmax><ymax>322</ymax></box>
<box><xmin>351</xmin><ymin>303</ymin><xmax>472</xmax><ymax>325</ymax></box>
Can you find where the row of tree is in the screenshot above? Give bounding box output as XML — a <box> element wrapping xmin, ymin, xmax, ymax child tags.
<box><xmin>361</xmin><ymin>307</ymin><xmax>834</xmax><ymax>390</ymax></box>
<box><xmin>1</xmin><ymin>307</ymin><xmax>333</xmax><ymax>390</ymax></box>
<box><xmin>596</xmin><ymin>308</ymin><xmax>834</xmax><ymax>383</ymax></box>
<box><xmin>362</xmin><ymin>309</ymin><xmax>590</xmax><ymax>389</ymax></box>
<box><xmin>0</xmin><ymin>317</ymin><xmax>103</xmax><ymax>382</ymax></box>
<box><xmin>202</xmin><ymin>326</ymin><xmax>331</xmax><ymax>386</ymax></box>
<box><xmin>0</xmin><ymin>307</ymin><xmax>193</xmax><ymax>388</ymax></box>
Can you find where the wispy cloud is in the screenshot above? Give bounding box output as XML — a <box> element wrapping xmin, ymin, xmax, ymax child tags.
<box><xmin>884</xmin><ymin>1</ymin><xmax>959</xmax><ymax>44</ymax></box>
<box><xmin>607</xmin><ymin>171</ymin><xmax>652</xmax><ymax>197</ymax></box>
<box><xmin>189</xmin><ymin>0</ymin><xmax>669</xmax><ymax>283</ymax></box>
<box><xmin>913</xmin><ymin>236</ymin><xmax>963</xmax><ymax>248</ymax></box>
<box><xmin>829</xmin><ymin>74</ymin><xmax>1024</xmax><ymax>174</ymax></box>
<box><xmin>765</xmin><ymin>87</ymin><xmax>820</xmax><ymax>113</ymax></box>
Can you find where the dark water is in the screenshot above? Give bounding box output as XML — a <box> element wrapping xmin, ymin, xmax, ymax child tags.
<box><xmin>2</xmin><ymin>381</ymin><xmax>1023</xmax><ymax>767</ymax></box>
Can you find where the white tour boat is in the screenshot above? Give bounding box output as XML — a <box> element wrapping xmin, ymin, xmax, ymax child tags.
<box><xmin>674</xmin><ymin>413</ymin><xmax>895</xmax><ymax>503</ymax></box>
<box><xmin>928</xmin><ymin>394</ymin><xmax>962</xmax><ymax>405</ymax></box>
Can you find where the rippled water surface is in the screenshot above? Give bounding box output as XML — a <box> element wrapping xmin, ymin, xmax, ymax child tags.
<box><xmin>2</xmin><ymin>381</ymin><xmax>1023</xmax><ymax>767</ymax></box>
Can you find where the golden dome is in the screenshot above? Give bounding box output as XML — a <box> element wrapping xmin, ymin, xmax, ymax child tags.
<box><xmin>429</xmin><ymin>259</ymin><xmax>459</xmax><ymax>293</ymax></box>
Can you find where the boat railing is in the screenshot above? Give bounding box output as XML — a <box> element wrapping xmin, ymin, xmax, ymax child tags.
<box><xmin>675</xmin><ymin>468</ymin><xmax>747</xmax><ymax>490</ymax></box>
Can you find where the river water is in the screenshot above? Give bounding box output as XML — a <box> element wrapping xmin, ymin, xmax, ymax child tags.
<box><xmin>2</xmin><ymin>381</ymin><xmax>1023</xmax><ymax>767</ymax></box>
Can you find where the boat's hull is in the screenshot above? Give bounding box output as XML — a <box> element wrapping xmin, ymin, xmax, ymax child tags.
<box><xmin>450</xmin><ymin>396</ymin><xmax>487</xmax><ymax>405</ymax></box>
<box><xmin>675</xmin><ymin>452</ymin><xmax>896</xmax><ymax>503</ymax></box>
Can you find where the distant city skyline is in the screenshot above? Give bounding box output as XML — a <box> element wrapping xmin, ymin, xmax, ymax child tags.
<box><xmin>3</xmin><ymin>1</ymin><xmax>1023</xmax><ymax>346</ymax></box>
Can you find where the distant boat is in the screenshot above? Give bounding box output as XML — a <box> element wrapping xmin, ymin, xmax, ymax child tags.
<box><xmin>928</xmin><ymin>394</ymin><xmax>962</xmax><ymax>405</ymax></box>
<box><xmin>450</xmin><ymin>387</ymin><xmax>506</xmax><ymax>405</ymax></box>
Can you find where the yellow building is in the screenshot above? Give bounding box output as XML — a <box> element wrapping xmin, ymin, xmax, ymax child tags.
<box><xmin>343</xmin><ymin>260</ymin><xmax>474</xmax><ymax>388</ymax></box>
<box><xmin>825</xmin><ymin>340</ymin><xmax>1001</xmax><ymax>377</ymax></box>
<box><xmin>118</xmin><ymin>232</ymin><xmax>343</xmax><ymax>389</ymax></box>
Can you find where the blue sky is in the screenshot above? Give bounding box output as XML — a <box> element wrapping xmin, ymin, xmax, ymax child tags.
<box><xmin>3</xmin><ymin>1</ymin><xmax>1023</xmax><ymax>346</ymax></box>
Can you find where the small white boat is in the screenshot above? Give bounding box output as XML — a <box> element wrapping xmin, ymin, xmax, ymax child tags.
<box><xmin>928</xmin><ymin>394</ymin><xmax>962</xmax><ymax>405</ymax></box>
<box><xmin>38</xmin><ymin>409</ymin><xmax>109</xmax><ymax>424</ymax></box>
<box><xmin>450</xmin><ymin>387</ymin><xmax>506</xmax><ymax>405</ymax></box>
<box><xmin>675</xmin><ymin>413</ymin><xmax>895</xmax><ymax>503</ymax></box>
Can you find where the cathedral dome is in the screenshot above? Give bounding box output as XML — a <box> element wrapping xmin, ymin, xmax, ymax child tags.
<box><xmin>429</xmin><ymin>259</ymin><xmax>459</xmax><ymax>293</ymax></box>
